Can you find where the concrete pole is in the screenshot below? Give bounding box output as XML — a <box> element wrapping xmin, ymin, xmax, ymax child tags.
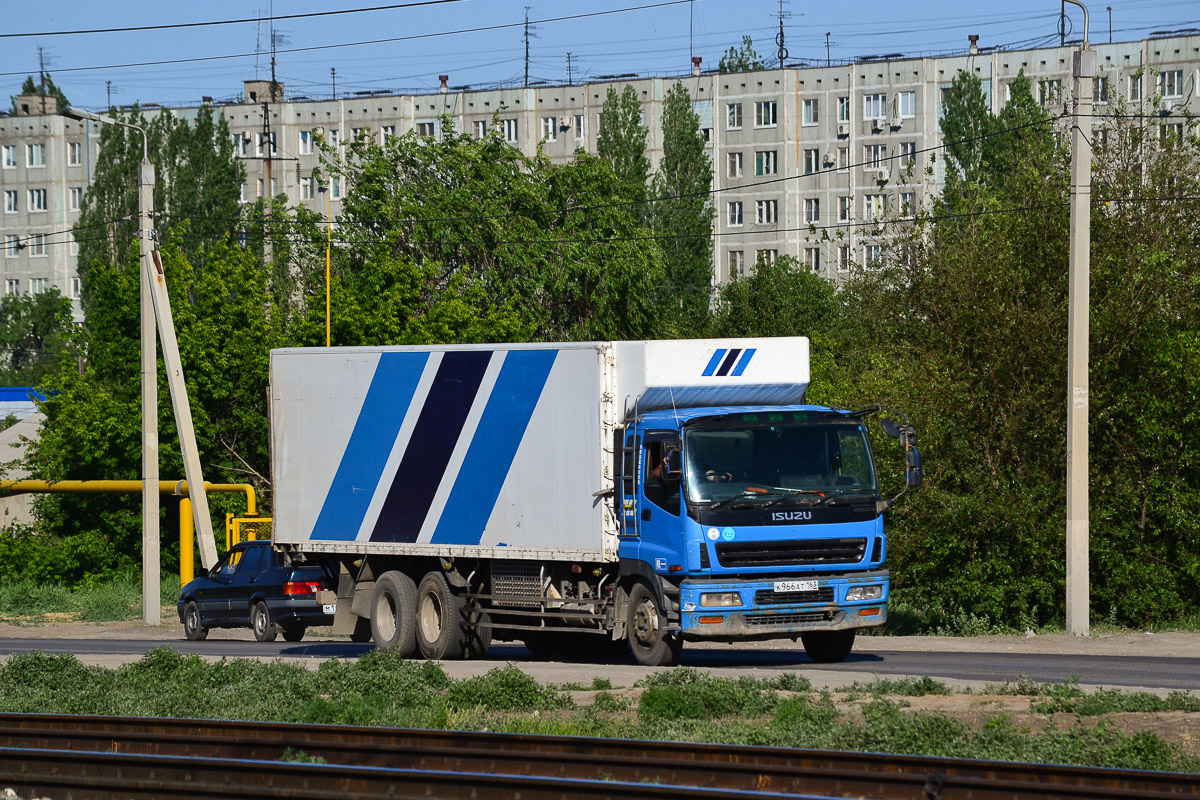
<box><xmin>139</xmin><ymin>160</ymin><xmax>159</xmax><ymax>626</ymax></box>
<box><xmin>1065</xmin><ymin>0</ymin><xmax>1094</xmax><ymax>637</ymax></box>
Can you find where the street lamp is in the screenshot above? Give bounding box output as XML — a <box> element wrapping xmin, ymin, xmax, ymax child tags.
<box><xmin>61</xmin><ymin>106</ymin><xmax>219</xmax><ymax>624</ymax></box>
<box><xmin>61</xmin><ymin>106</ymin><xmax>159</xmax><ymax>625</ymax></box>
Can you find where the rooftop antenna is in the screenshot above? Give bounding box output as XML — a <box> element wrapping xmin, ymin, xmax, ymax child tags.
<box><xmin>523</xmin><ymin>7</ymin><xmax>538</xmax><ymax>88</ymax></box>
<box><xmin>775</xmin><ymin>0</ymin><xmax>791</xmax><ymax>69</ymax></box>
<box><xmin>566</xmin><ymin>52</ymin><xmax>574</xmax><ymax>85</ymax></box>
<box><xmin>331</xmin><ymin>67</ymin><xmax>337</xmax><ymax>100</ymax></box>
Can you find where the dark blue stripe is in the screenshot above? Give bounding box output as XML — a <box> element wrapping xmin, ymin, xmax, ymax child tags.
<box><xmin>372</xmin><ymin>350</ymin><xmax>493</xmax><ymax>543</ymax></box>
<box><xmin>430</xmin><ymin>350</ymin><xmax>558</xmax><ymax>545</ymax></box>
<box><xmin>731</xmin><ymin>348</ymin><xmax>756</xmax><ymax>376</ymax></box>
<box><xmin>308</xmin><ymin>352</ymin><xmax>429</xmax><ymax>542</ymax></box>
<box><xmin>715</xmin><ymin>348</ymin><xmax>742</xmax><ymax>376</ymax></box>
<box><xmin>701</xmin><ymin>349</ymin><xmax>726</xmax><ymax>377</ymax></box>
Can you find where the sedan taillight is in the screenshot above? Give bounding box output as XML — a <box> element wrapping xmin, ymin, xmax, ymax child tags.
<box><xmin>283</xmin><ymin>581</ymin><xmax>322</xmax><ymax>595</ymax></box>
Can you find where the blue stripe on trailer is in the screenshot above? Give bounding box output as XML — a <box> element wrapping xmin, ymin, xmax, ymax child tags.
<box><xmin>372</xmin><ymin>350</ymin><xmax>493</xmax><ymax>543</ymax></box>
<box><xmin>308</xmin><ymin>352</ymin><xmax>429</xmax><ymax>541</ymax></box>
<box><xmin>715</xmin><ymin>348</ymin><xmax>742</xmax><ymax>376</ymax></box>
<box><xmin>430</xmin><ymin>349</ymin><xmax>558</xmax><ymax>545</ymax></box>
<box><xmin>731</xmin><ymin>348</ymin><xmax>756</xmax><ymax>376</ymax></box>
<box><xmin>701</xmin><ymin>349</ymin><xmax>726</xmax><ymax>377</ymax></box>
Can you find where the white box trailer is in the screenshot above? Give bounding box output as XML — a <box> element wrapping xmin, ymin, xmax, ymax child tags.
<box><xmin>267</xmin><ymin>338</ymin><xmax>915</xmax><ymax>666</ymax></box>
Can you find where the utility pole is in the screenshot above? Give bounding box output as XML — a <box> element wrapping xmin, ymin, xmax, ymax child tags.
<box><xmin>1107</xmin><ymin>6</ymin><xmax>1112</xmax><ymax>43</ymax></box>
<box><xmin>106</xmin><ymin>80</ymin><xmax>112</xmax><ymax>109</ymax></box>
<box><xmin>775</xmin><ymin>0</ymin><xmax>790</xmax><ymax>69</ymax></box>
<box><xmin>139</xmin><ymin>151</ymin><xmax>158</xmax><ymax>624</ymax></box>
<box><xmin>1060</xmin><ymin>0</ymin><xmax>1066</xmax><ymax>46</ymax></box>
<box><xmin>331</xmin><ymin>67</ymin><xmax>337</xmax><ymax>100</ymax></box>
<box><xmin>826</xmin><ymin>33</ymin><xmax>832</xmax><ymax>67</ymax></box>
<box><xmin>566</xmin><ymin>52</ymin><xmax>574</xmax><ymax>86</ymax></box>
<box><xmin>524</xmin><ymin>8</ymin><xmax>532</xmax><ymax>89</ymax></box>
<box><xmin>1064</xmin><ymin>0</ymin><xmax>1094</xmax><ymax>637</ymax></box>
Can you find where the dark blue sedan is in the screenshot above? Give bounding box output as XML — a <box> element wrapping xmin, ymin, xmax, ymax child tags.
<box><xmin>177</xmin><ymin>540</ymin><xmax>337</xmax><ymax>642</ymax></box>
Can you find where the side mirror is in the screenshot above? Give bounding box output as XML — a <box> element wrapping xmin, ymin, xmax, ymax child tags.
<box><xmin>880</xmin><ymin>417</ymin><xmax>901</xmax><ymax>439</ymax></box>
<box><xmin>662</xmin><ymin>440</ymin><xmax>683</xmax><ymax>480</ymax></box>
<box><xmin>906</xmin><ymin>447</ymin><xmax>923</xmax><ymax>488</ymax></box>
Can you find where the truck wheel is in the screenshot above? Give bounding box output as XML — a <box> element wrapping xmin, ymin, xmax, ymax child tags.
<box><xmin>627</xmin><ymin>581</ymin><xmax>682</xmax><ymax>667</ymax></box>
<box><xmin>801</xmin><ymin>630</ymin><xmax>856</xmax><ymax>663</ymax></box>
<box><xmin>462</xmin><ymin>609</ymin><xmax>492</xmax><ymax>659</ymax></box>
<box><xmin>182</xmin><ymin>601</ymin><xmax>208</xmax><ymax>641</ymax></box>
<box><xmin>252</xmin><ymin>601</ymin><xmax>278</xmax><ymax>642</ymax></box>
<box><xmin>416</xmin><ymin>571</ymin><xmax>465</xmax><ymax>660</ymax></box>
<box><xmin>371</xmin><ymin>571</ymin><xmax>418</xmax><ymax>656</ymax></box>
<box><xmin>350</xmin><ymin>616</ymin><xmax>373</xmax><ymax>643</ymax></box>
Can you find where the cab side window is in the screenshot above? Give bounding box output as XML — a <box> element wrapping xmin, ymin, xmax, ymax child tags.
<box><xmin>643</xmin><ymin>440</ymin><xmax>681</xmax><ymax>516</ymax></box>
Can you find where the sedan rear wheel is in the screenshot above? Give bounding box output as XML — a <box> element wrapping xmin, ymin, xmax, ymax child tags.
<box><xmin>252</xmin><ymin>601</ymin><xmax>278</xmax><ymax>642</ymax></box>
<box><xmin>183</xmin><ymin>601</ymin><xmax>208</xmax><ymax>641</ymax></box>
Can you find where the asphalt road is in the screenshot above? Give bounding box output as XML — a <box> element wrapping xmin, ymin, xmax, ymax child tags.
<box><xmin>2</xmin><ymin>636</ymin><xmax>1196</xmax><ymax>692</ymax></box>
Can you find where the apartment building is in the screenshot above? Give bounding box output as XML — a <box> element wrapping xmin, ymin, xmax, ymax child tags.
<box><xmin>2</xmin><ymin>34</ymin><xmax>1197</xmax><ymax>318</ymax></box>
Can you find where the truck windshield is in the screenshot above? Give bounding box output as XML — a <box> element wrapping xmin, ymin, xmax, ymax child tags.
<box><xmin>683</xmin><ymin>418</ymin><xmax>879</xmax><ymax>504</ymax></box>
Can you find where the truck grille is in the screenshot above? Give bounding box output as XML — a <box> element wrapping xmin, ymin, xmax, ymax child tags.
<box><xmin>716</xmin><ymin>538</ymin><xmax>867</xmax><ymax>568</ymax></box>
<box><xmin>754</xmin><ymin>588</ymin><xmax>834</xmax><ymax>606</ymax></box>
<box><xmin>746</xmin><ymin>610</ymin><xmax>833</xmax><ymax>627</ymax></box>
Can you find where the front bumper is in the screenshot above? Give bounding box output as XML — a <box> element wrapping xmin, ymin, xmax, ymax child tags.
<box><xmin>678</xmin><ymin>569</ymin><xmax>889</xmax><ymax>642</ymax></box>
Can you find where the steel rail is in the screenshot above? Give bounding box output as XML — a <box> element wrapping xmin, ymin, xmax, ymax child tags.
<box><xmin>1</xmin><ymin>714</ymin><xmax>1197</xmax><ymax>799</ymax></box>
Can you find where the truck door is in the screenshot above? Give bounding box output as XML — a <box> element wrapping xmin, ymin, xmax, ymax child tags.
<box><xmin>617</xmin><ymin>432</ymin><xmax>641</xmax><ymax>539</ymax></box>
<box><xmin>637</xmin><ymin>433</ymin><xmax>683</xmax><ymax>568</ymax></box>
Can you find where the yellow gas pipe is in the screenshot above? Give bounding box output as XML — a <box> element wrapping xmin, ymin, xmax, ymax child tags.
<box><xmin>0</xmin><ymin>480</ymin><xmax>258</xmax><ymax>586</ymax></box>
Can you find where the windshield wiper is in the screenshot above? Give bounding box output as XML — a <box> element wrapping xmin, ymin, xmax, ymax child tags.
<box><xmin>709</xmin><ymin>489</ymin><xmax>776</xmax><ymax>510</ymax></box>
<box><xmin>761</xmin><ymin>490</ymin><xmax>827</xmax><ymax>509</ymax></box>
<box><xmin>810</xmin><ymin>488</ymin><xmax>877</xmax><ymax>507</ymax></box>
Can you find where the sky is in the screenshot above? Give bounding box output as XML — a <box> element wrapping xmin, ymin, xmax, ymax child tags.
<box><xmin>3</xmin><ymin>0</ymin><xmax>1196</xmax><ymax>110</ymax></box>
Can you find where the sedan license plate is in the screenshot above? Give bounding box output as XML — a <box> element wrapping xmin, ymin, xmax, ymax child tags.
<box><xmin>774</xmin><ymin>580</ymin><xmax>818</xmax><ymax>593</ymax></box>
<box><xmin>322</xmin><ymin>604</ymin><xmax>337</xmax><ymax>614</ymax></box>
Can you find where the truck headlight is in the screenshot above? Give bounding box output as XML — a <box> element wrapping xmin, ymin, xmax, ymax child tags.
<box><xmin>700</xmin><ymin>592</ymin><xmax>742</xmax><ymax>607</ymax></box>
<box><xmin>846</xmin><ymin>585</ymin><xmax>883</xmax><ymax>602</ymax></box>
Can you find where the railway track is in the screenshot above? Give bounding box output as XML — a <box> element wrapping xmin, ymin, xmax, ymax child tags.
<box><xmin>1</xmin><ymin>714</ymin><xmax>1196</xmax><ymax>799</ymax></box>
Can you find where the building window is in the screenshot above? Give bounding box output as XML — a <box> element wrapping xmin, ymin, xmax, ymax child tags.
<box><xmin>573</xmin><ymin>113</ymin><xmax>586</xmax><ymax>139</ymax></box>
<box><xmin>299</xmin><ymin>130</ymin><xmax>313</xmax><ymax>155</ymax></box>
<box><xmin>726</xmin><ymin>102</ymin><xmax>743</xmax><ymax>130</ymax></box>
<box><xmin>234</xmin><ymin>134</ymin><xmax>249</xmax><ymax>156</ymax></box>
<box><xmin>754</xmin><ymin>101</ymin><xmax>777</xmax><ymax>128</ymax></box>
<box><xmin>804</xmin><ymin>247</ymin><xmax>820</xmax><ymax>272</ymax></box>
<box><xmin>728</xmin><ymin>249</ymin><xmax>745</xmax><ymax>276</ymax></box>
<box><xmin>2</xmin><ymin>145</ymin><xmax>15</xmax><ymax>169</ymax></box>
<box><xmin>865</xmin><ymin>194</ymin><xmax>887</xmax><ymax>221</ymax></box>
<box><xmin>68</xmin><ymin>141</ymin><xmax>83</xmax><ymax>166</ymax></box>
<box><xmin>866</xmin><ymin>144</ymin><xmax>887</xmax><ymax>169</ymax></box>
<box><xmin>1093</xmin><ymin>77</ymin><xmax>1109</xmax><ymax>104</ymax></box>
<box><xmin>865</xmin><ymin>244</ymin><xmax>887</xmax><ymax>267</ymax></box>
<box><xmin>838</xmin><ymin>195</ymin><xmax>852</xmax><ymax>223</ymax></box>
<box><xmin>474</xmin><ymin>120</ymin><xmax>488</xmax><ymax>138</ymax></box>
<box><xmin>4</xmin><ymin>190</ymin><xmax>16</xmax><ymax>214</ymax></box>
<box><xmin>255</xmin><ymin>132</ymin><xmax>277</xmax><ymax>157</ymax></box>
<box><xmin>331</xmin><ymin>175</ymin><xmax>342</xmax><ymax>199</ymax></box>
<box><xmin>755</xmin><ymin>199</ymin><xmax>778</xmax><ymax>225</ymax></box>
<box><xmin>351</xmin><ymin>127</ymin><xmax>365</xmax><ymax>141</ymax></box>
<box><xmin>901</xmin><ymin>191</ymin><xmax>915</xmax><ymax>217</ymax></box>
<box><xmin>6</xmin><ymin>279</ymin><xmax>19</xmax><ymax>294</ymax></box>
<box><xmin>416</xmin><ymin>122</ymin><xmax>436</xmax><ymax>138</ymax></box>
<box><xmin>240</xmin><ymin>182</ymin><xmax>248</xmax><ymax>203</ymax></box>
<box><xmin>838</xmin><ymin>146</ymin><xmax>850</xmax><ymax>171</ymax></box>
<box><xmin>1160</xmin><ymin>122</ymin><xmax>1184</xmax><ymax>144</ymax></box>
<box><xmin>804</xmin><ymin>197</ymin><xmax>820</xmax><ymax>223</ymax></box>
<box><xmin>271</xmin><ymin>177</ymin><xmax>277</xmax><ymax>196</ymax></box>
<box><xmin>69</xmin><ymin>277</ymin><xmax>81</xmax><ymax>297</ymax></box>
<box><xmin>328</xmin><ymin>128</ymin><xmax>340</xmax><ymax>148</ymax></box>
<box><xmin>70</xmin><ymin>236</ymin><xmax>79</xmax><ymax>256</ymax></box>
<box><xmin>30</xmin><ymin>277</ymin><xmax>47</xmax><ymax>295</ymax></box>
<box><xmin>4</xmin><ymin>236</ymin><xmax>17</xmax><ymax>258</ymax></box>
<box><xmin>503</xmin><ymin>118</ymin><xmax>519</xmax><ymax>142</ymax></box>
<box><xmin>864</xmin><ymin>93</ymin><xmax>887</xmax><ymax>119</ymax></box>
<box><xmin>898</xmin><ymin>91</ymin><xmax>916</xmax><ymax>118</ymax></box>
<box><xmin>727</xmin><ymin>201</ymin><xmax>744</xmax><ymax>227</ymax></box>
<box><xmin>541</xmin><ymin>116</ymin><xmax>558</xmax><ymax>141</ymax></box>
<box><xmin>257</xmin><ymin>178</ymin><xmax>264</xmax><ymax>198</ymax></box>
<box><xmin>837</xmin><ymin>245</ymin><xmax>850</xmax><ymax>271</ymax></box>
<box><xmin>1039</xmin><ymin>79</ymin><xmax>1062</xmax><ymax>106</ymax></box>
<box><xmin>69</xmin><ymin>186</ymin><xmax>84</xmax><ymax>211</ymax></box>
<box><xmin>727</xmin><ymin>151</ymin><xmax>743</xmax><ymax>178</ymax></box>
<box><xmin>756</xmin><ymin>150</ymin><xmax>778</xmax><ymax>176</ymax></box>
<box><xmin>899</xmin><ymin>141</ymin><xmax>917</xmax><ymax>167</ymax></box>
<box><xmin>300</xmin><ymin>177</ymin><xmax>314</xmax><ymax>200</ymax></box>
<box><xmin>28</xmin><ymin>188</ymin><xmax>47</xmax><ymax>212</ymax></box>
<box><xmin>837</xmin><ymin>96</ymin><xmax>850</xmax><ymax>122</ymax></box>
<box><xmin>756</xmin><ymin>249</ymin><xmax>778</xmax><ymax>266</ymax></box>
<box><xmin>1127</xmin><ymin>74</ymin><xmax>1142</xmax><ymax>102</ymax></box>
<box><xmin>29</xmin><ymin>234</ymin><xmax>47</xmax><ymax>256</ymax></box>
<box><xmin>26</xmin><ymin>143</ymin><xmax>45</xmax><ymax>168</ymax></box>
<box><xmin>1160</xmin><ymin>69</ymin><xmax>1184</xmax><ymax>98</ymax></box>
<box><xmin>803</xmin><ymin>148</ymin><xmax>819</xmax><ymax>175</ymax></box>
<box><xmin>802</xmin><ymin>99</ymin><xmax>818</xmax><ymax>125</ymax></box>
<box><xmin>380</xmin><ymin>125</ymin><xmax>394</xmax><ymax>143</ymax></box>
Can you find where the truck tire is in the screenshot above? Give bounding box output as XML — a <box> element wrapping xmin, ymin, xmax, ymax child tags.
<box><xmin>462</xmin><ymin>609</ymin><xmax>492</xmax><ymax>659</ymax></box>
<box><xmin>182</xmin><ymin>601</ymin><xmax>208</xmax><ymax>641</ymax></box>
<box><xmin>801</xmin><ymin>630</ymin><xmax>856</xmax><ymax>663</ymax></box>
<box><xmin>416</xmin><ymin>571</ymin><xmax>465</xmax><ymax>660</ymax></box>
<box><xmin>627</xmin><ymin>580</ymin><xmax>682</xmax><ymax>667</ymax></box>
<box><xmin>252</xmin><ymin>601</ymin><xmax>278</xmax><ymax>642</ymax></box>
<box><xmin>371</xmin><ymin>571</ymin><xmax>418</xmax><ymax>656</ymax></box>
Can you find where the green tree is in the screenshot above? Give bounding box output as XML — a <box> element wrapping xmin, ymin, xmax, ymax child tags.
<box><xmin>0</xmin><ymin>291</ymin><xmax>74</xmax><ymax>386</ymax></box>
<box><xmin>650</xmin><ymin>82</ymin><xmax>714</xmax><ymax>333</ymax></box>
<box><xmin>596</xmin><ymin>86</ymin><xmax>650</xmax><ymax>204</ymax></box>
<box><xmin>718</xmin><ymin>36</ymin><xmax>764</xmax><ymax>73</ymax></box>
<box><xmin>8</xmin><ymin>74</ymin><xmax>69</xmax><ymax>115</ymax></box>
<box><xmin>939</xmin><ymin>70</ymin><xmax>991</xmax><ymax>190</ymax></box>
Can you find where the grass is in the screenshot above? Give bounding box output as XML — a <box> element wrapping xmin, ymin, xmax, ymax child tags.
<box><xmin>0</xmin><ymin>650</ymin><xmax>1196</xmax><ymax>773</ymax></box>
<box><xmin>984</xmin><ymin>676</ymin><xmax>1200</xmax><ymax>715</ymax></box>
<box><xmin>0</xmin><ymin>569</ymin><xmax>175</xmax><ymax>623</ymax></box>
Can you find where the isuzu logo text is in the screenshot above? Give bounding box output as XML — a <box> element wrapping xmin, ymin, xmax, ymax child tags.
<box><xmin>771</xmin><ymin>511</ymin><xmax>812</xmax><ymax>521</ymax></box>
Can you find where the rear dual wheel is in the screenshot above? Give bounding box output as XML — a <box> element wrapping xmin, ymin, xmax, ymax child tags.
<box><xmin>371</xmin><ymin>571</ymin><xmax>418</xmax><ymax>657</ymax></box>
<box><xmin>416</xmin><ymin>572</ymin><xmax>465</xmax><ymax>660</ymax></box>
